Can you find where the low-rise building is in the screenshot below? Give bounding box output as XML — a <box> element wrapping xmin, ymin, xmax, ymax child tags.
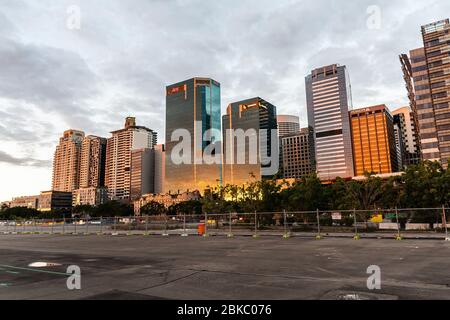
<box><xmin>38</xmin><ymin>191</ymin><xmax>73</xmax><ymax>212</ymax></box>
<box><xmin>134</xmin><ymin>191</ymin><xmax>201</xmax><ymax>215</ymax></box>
<box><xmin>10</xmin><ymin>195</ymin><xmax>40</xmax><ymax>209</ymax></box>
<box><xmin>72</xmin><ymin>187</ymin><xmax>108</xmax><ymax>207</ymax></box>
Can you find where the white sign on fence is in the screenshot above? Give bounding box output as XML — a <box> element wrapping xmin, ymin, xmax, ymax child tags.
<box><xmin>332</xmin><ymin>212</ymin><xmax>342</xmax><ymax>221</ymax></box>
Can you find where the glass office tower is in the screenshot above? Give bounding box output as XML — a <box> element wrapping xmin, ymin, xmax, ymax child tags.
<box><xmin>222</xmin><ymin>97</ymin><xmax>278</xmax><ymax>186</ymax></box>
<box><xmin>165</xmin><ymin>77</ymin><xmax>222</xmax><ymax>194</ymax></box>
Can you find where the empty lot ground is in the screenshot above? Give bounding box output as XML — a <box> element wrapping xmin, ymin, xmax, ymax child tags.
<box><xmin>0</xmin><ymin>234</ymin><xmax>449</xmax><ymax>300</ymax></box>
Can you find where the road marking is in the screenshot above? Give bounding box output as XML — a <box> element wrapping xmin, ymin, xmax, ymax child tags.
<box><xmin>6</xmin><ymin>271</ymin><xmax>20</xmax><ymax>275</ymax></box>
<box><xmin>0</xmin><ymin>264</ymin><xmax>69</xmax><ymax>276</ymax></box>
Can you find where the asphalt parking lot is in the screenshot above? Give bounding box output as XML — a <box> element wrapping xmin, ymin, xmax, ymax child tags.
<box><xmin>0</xmin><ymin>234</ymin><xmax>449</xmax><ymax>300</ymax></box>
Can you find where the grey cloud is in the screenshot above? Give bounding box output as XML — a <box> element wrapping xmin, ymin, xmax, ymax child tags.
<box><xmin>1</xmin><ymin>0</ymin><xmax>450</xmax><ymax>146</ymax></box>
<box><xmin>0</xmin><ymin>150</ymin><xmax>51</xmax><ymax>168</ymax></box>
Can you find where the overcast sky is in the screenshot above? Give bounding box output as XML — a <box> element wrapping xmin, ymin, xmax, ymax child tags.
<box><xmin>0</xmin><ymin>0</ymin><xmax>449</xmax><ymax>201</ymax></box>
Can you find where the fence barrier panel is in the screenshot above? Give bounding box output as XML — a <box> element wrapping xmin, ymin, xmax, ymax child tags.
<box><xmin>3</xmin><ymin>207</ymin><xmax>450</xmax><ymax>240</ymax></box>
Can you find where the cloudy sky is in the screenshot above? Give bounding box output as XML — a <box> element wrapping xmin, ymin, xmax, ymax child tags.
<box><xmin>0</xmin><ymin>0</ymin><xmax>449</xmax><ymax>201</ymax></box>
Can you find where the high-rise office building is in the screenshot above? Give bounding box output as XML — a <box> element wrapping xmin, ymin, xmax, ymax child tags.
<box><xmin>280</xmin><ymin>127</ymin><xmax>315</xmax><ymax>179</ymax></box>
<box><xmin>400</xmin><ymin>53</ymin><xmax>422</xmax><ymax>158</ymax></box>
<box><xmin>105</xmin><ymin>117</ymin><xmax>157</xmax><ymax>202</ymax></box>
<box><xmin>130</xmin><ymin>148</ymin><xmax>155</xmax><ymax>201</ymax></box>
<box><xmin>306</xmin><ymin>64</ymin><xmax>354</xmax><ymax>180</ymax></box>
<box><xmin>165</xmin><ymin>78</ymin><xmax>222</xmax><ymax>193</ymax></box>
<box><xmin>52</xmin><ymin>129</ymin><xmax>85</xmax><ymax>192</ymax></box>
<box><xmin>277</xmin><ymin>115</ymin><xmax>300</xmax><ymax>137</ymax></box>
<box><xmin>393</xmin><ymin>118</ymin><xmax>406</xmax><ymax>170</ymax></box>
<box><xmin>222</xmin><ymin>97</ymin><xmax>278</xmax><ymax>186</ymax></box>
<box><xmin>401</xmin><ymin>19</ymin><xmax>450</xmax><ymax>167</ymax></box>
<box><xmin>350</xmin><ymin>105</ymin><xmax>398</xmax><ymax>176</ymax></box>
<box><xmin>79</xmin><ymin>135</ymin><xmax>107</xmax><ymax>188</ymax></box>
<box><xmin>154</xmin><ymin>144</ymin><xmax>166</xmax><ymax>194</ymax></box>
<box><xmin>392</xmin><ymin>106</ymin><xmax>420</xmax><ymax>168</ymax></box>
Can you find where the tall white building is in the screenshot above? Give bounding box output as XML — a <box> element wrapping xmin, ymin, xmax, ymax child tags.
<box><xmin>105</xmin><ymin>117</ymin><xmax>157</xmax><ymax>202</ymax></box>
<box><xmin>392</xmin><ymin>106</ymin><xmax>420</xmax><ymax>168</ymax></box>
<box><xmin>305</xmin><ymin>64</ymin><xmax>354</xmax><ymax>180</ymax></box>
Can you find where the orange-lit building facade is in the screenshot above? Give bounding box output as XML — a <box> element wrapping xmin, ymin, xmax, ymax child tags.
<box><xmin>52</xmin><ymin>129</ymin><xmax>85</xmax><ymax>192</ymax></box>
<box><xmin>350</xmin><ymin>105</ymin><xmax>398</xmax><ymax>176</ymax></box>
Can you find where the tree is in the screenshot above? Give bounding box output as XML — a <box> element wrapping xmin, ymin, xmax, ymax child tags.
<box><xmin>72</xmin><ymin>205</ymin><xmax>95</xmax><ymax>217</ymax></box>
<box><xmin>1</xmin><ymin>203</ymin><xmax>9</xmax><ymax>212</ymax></box>
<box><xmin>281</xmin><ymin>173</ymin><xmax>328</xmax><ymax>211</ymax></box>
<box><xmin>168</xmin><ymin>200</ymin><xmax>203</xmax><ymax>216</ymax></box>
<box><xmin>140</xmin><ymin>201</ymin><xmax>166</xmax><ymax>216</ymax></box>
<box><xmin>94</xmin><ymin>201</ymin><xmax>133</xmax><ymax>217</ymax></box>
<box><xmin>400</xmin><ymin>161</ymin><xmax>445</xmax><ymax>208</ymax></box>
<box><xmin>0</xmin><ymin>207</ymin><xmax>41</xmax><ymax>220</ymax></box>
<box><xmin>346</xmin><ymin>174</ymin><xmax>384</xmax><ymax>210</ymax></box>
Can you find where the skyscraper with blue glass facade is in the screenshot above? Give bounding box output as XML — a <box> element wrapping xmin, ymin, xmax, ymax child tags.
<box><xmin>165</xmin><ymin>78</ymin><xmax>222</xmax><ymax>194</ymax></box>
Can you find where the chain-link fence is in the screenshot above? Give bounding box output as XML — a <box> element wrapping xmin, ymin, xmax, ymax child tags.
<box><xmin>0</xmin><ymin>207</ymin><xmax>449</xmax><ymax>240</ymax></box>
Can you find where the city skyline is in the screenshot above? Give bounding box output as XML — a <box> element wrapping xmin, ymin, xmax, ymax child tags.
<box><xmin>1</xmin><ymin>1</ymin><xmax>450</xmax><ymax>201</ymax></box>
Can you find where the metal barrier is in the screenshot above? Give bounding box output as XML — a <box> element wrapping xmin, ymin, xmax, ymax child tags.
<box><xmin>1</xmin><ymin>208</ymin><xmax>450</xmax><ymax>240</ymax></box>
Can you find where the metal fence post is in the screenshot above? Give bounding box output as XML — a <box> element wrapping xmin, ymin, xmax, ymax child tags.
<box><xmin>85</xmin><ymin>217</ymin><xmax>89</xmax><ymax>235</ymax></box>
<box><xmin>163</xmin><ymin>215</ymin><xmax>169</xmax><ymax>237</ymax></box>
<box><xmin>316</xmin><ymin>209</ymin><xmax>322</xmax><ymax>240</ymax></box>
<box><xmin>395</xmin><ymin>207</ymin><xmax>402</xmax><ymax>240</ymax></box>
<box><xmin>6</xmin><ymin>220</ymin><xmax>9</xmax><ymax>234</ymax></box>
<box><xmin>182</xmin><ymin>213</ymin><xmax>188</xmax><ymax>237</ymax></box>
<box><xmin>283</xmin><ymin>210</ymin><xmax>290</xmax><ymax>239</ymax></box>
<box><xmin>74</xmin><ymin>218</ymin><xmax>77</xmax><ymax>235</ymax></box>
<box><xmin>442</xmin><ymin>205</ymin><xmax>449</xmax><ymax>241</ymax></box>
<box><xmin>353</xmin><ymin>209</ymin><xmax>360</xmax><ymax>240</ymax></box>
<box><xmin>32</xmin><ymin>218</ymin><xmax>36</xmax><ymax>234</ymax></box>
<box><xmin>63</xmin><ymin>216</ymin><xmax>66</xmax><ymax>235</ymax></box>
<box><xmin>253</xmin><ymin>211</ymin><xmax>259</xmax><ymax>238</ymax></box>
<box><xmin>145</xmin><ymin>215</ymin><xmax>149</xmax><ymax>236</ymax></box>
<box><xmin>113</xmin><ymin>217</ymin><xmax>117</xmax><ymax>235</ymax></box>
<box><xmin>228</xmin><ymin>212</ymin><xmax>234</xmax><ymax>238</ymax></box>
<box><xmin>51</xmin><ymin>218</ymin><xmax>54</xmax><ymax>235</ymax></box>
<box><xmin>204</xmin><ymin>212</ymin><xmax>208</xmax><ymax>237</ymax></box>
